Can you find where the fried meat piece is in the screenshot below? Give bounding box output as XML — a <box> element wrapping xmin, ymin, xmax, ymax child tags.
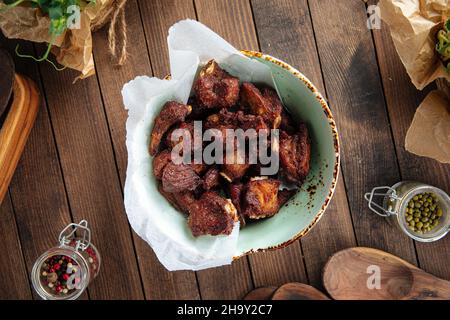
<box><xmin>162</xmin><ymin>162</ymin><xmax>202</xmax><ymax>193</ymax></box>
<box><xmin>229</xmin><ymin>183</ymin><xmax>244</xmax><ymax>213</ymax></box>
<box><xmin>153</xmin><ymin>149</ymin><xmax>173</xmax><ymax>180</ymax></box>
<box><xmin>165</xmin><ymin>121</ymin><xmax>196</xmax><ymax>150</ymax></box>
<box><xmin>229</xmin><ymin>183</ymin><xmax>246</xmax><ymax>227</ymax></box>
<box><xmin>202</xmin><ymin>167</ymin><xmax>220</xmax><ymax>191</ymax></box>
<box><xmin>280</xmin><ymin>109</ymin><xmax>296</xmax><ymax>134</ymax></box>
<box><xmin>149</xmin><ymin>101</ymin><xmax>192</xmax><ymax>156</ymax></box>
<box><xmin>157</xmin><ymin>183</ymin><xmax>196</xmax><ymax>214</ymax></box>
<box><xmin>194</xmin><ymin>60</ymin><xmax>240</xmax><ymax>109</ymax></box>
<box><xmin>261</xmin><ymin>87</ymin><xmax>283</xmax><ymax>129</ymax></box>
<box><xmin>221</xmin><ymin>146</ymin><xmax>251</xmax><ymax>182</ymax></box>
<box><xmin>188</xmin><ymin>191</ymin><xmax>238</xmax><ymax>237</ymax></box>
<box><xmin>278</xmin><ymin>189</ymin><xmax>297</xmax><ymax>208</ymax></box>
<box><xmin>240</xmin><ymin>83</ymin><xmax>282</xmax><ymax>129</ymax></box>
<box><xmin>238</xmin><ymin>113</ymin><xmax>269</xmax><ymax>133</ymax></box>
<box><xmin>242</xmin><ymin>178</ymin><xmax>281</xmax><ymax>219</ymax></box>
<box><xmin>279</xmin><ymin>123</ymin><xmax>311</xmax><ymax>184</ymax></box>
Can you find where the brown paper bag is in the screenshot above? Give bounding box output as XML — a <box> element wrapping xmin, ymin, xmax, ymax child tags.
<box><xmin>0</xmin><ymin>1</ymin><xmax>111</xmax><ymax>80</ymax></box>
<box><xmin>405</xmin><ymin>90</ymin><xmax>450</xmax><ymax>163</ymax></box>
<box><xmin>379</xmin><ymin>0</ymin><xmax>450</xmax><ymax>90</ymax></box>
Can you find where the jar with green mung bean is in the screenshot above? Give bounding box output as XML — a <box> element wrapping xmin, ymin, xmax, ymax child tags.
<box><xmin>365</xmin><ymin>181</ymin><xmax>449</xmax><ymax>243</ymax></box>
<box><xmin>405</xmin><ymin>192</ymin><xmax>443</xmax><ymax>234</ymax></box>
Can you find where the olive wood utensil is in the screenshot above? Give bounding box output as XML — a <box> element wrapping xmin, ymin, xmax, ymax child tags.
<box><xmin>0</xmin><ymin>49</ymin><xmax>15</xmax><ymax>118</ymax></box>
<box><xmin>323</xmin><ymin>247</ymin><xmax>450</xmax><ymax>300</ymax></box>
<box><xmin>271</xmin><ymin>283</ymin><xmax>330</xmax><ymax>300</ymax></box>
<box><xmin>243</xmin><ymin>287</ymin><xmax>278</xmax><ymax>300</ymax></box>
<box><xmin>0</xmin><ymin>74</ymin><xmax>40</xmax><ymax>203</ymax></box>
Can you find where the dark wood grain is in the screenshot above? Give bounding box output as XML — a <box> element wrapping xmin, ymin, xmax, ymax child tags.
<box><xmin>92</xmin><ymin>0</ymin><xmax>200</xmax><ymax>300</ymax></box>
<box><xmin>0</xmin><ymin>193</ymin><xmax>32</xmax><ymax>299</ymax></box>
<box><xmin>34</xmin><ymin>44</ymin><xmax>144</xmax><ymax>299</ymax></box>
<box><xmin>1</xmin><ymin>38</ymin><xmax>88</xmax><ymax>300</ymax></box>
<box><xmin>138</xmin><ymin>0</ymin><xmax>197</xmax><ymax>78</ymax></box>
<box><xmin>368</xmin><ymin>0</ymin><xmax>450</xmax><ymax>280</ymax></box>
<box><xmin>306</xmin><ymin>0</ymin><xmax>418</xmax><ymax>264</ymax></box>
<box><xmin>195</xmin><ymin>0</ymin><xmax>258</xmax><ymax>51</ymax></box>
<box><xmin>250</xmin><ymin>0</ymin><xmax>357</xmax><ymax>288</ymax></box>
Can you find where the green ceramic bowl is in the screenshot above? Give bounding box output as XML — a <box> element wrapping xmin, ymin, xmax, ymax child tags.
<box><xmin>234</xmin><ymin>51</ymin><xmax>340</xmax><ymax>258</ymax></box>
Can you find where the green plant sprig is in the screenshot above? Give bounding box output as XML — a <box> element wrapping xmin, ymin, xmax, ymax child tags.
<box><xmin>436</xmin><ymin>18</ymin><xmax>450</xmax><ymax>73</ymax></box>
<box><xmin>1</xmin><ymin>0</ymin><xmax>95</xmax><ymax>70</ymax></box>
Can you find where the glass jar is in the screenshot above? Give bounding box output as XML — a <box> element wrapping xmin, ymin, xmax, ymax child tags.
<box><xmin>31</xmin><ymin>220</ymin><xmax>101</xmax><ymax>300</ymax></box>
<box><xmin>365</xmin><ymin>181</ymin><xmax>449</xmax><ymax>242</ymax></box>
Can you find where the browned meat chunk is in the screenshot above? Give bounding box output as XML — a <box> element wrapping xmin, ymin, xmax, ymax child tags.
<box><xmin>202</xmin><ymin>167</ymin><xmax>220</xmax><ymax>191</ymax></box>
<box><xmin>165</xmin><ymin>121</ymin><xmax>196</xmax><ymax>151</ymax></box>
<box><xmin>280</xmin><ymin>109</ymin><xmax>296</xmax><ymax>134</ymax></box>
<box><xmin>188</xmin><ymin>191</ymin><xmax>238</xmax><ymax>237</ymax></box>
<box><xmin>229</xmin><ymin>183</ymin><xmax>244</xmax><ymax>213</ymax></box>
<box><xmin>162</xmin><ymin>162</ymin><xmax>201</xmax><ymax>193</ymax></box>
<box><xmin>157</xmin><ymin>184</ymin><xmax>196</xmax><ymax>214</ymax></box>
<box><xmin>242</xmin><ymin>178</ymin><xmax>281</xmax><ymax>219</ymax></box>
<box><xmin>153</xmin><ymin>149</ymin><xmax>172</xmax><ymax>180</ymax></box>
<box><xmin>278</xmin><ymin>189</ymin><xmax>297</xmax><ymax>208</ymax></box>
<box><xmin>229</xmin><ymin>183</ymin><xmax>246</xmax><ymax>227</ymax></box>
<box><xmin>149</xmin><ymin>101</ymin><xmax>192</xmax><ymax>156</ymax></box>
<box><xmin>221</xmin><ymin>147</ymin><xmax>251</xmax><ymax>182</ymax></box>
<box><xmin>240</xmin><ymin>83</ymin><xmax>282</xmax><ymax>129</ymax></box>
<box><xmin>238</xmin><ymin>113</ymin><xmax>269</xmax><ymax>133</ymax></box>
<box><xmin>262</xmin><ymin>87</ymin><xmax>283</xmax><ymax>129</ymax></box>
<box><xmin>279</xmin><ymin>123</ymin><xmax>311</xmax><ymax>184</ymax></box>
<box><xmin>194</xmin><ymin>60</ymin><xmax>240</xmax><ymax>109</ymax></box>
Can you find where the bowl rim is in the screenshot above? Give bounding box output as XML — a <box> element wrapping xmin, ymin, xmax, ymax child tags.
<box><xmin>232</xmin><ymin>50</ymin><xmax>341</xmax><ymax>259</ymax></box>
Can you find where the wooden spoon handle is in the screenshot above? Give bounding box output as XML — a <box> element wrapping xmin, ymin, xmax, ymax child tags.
<box><xmin>0</xmin><ymin>74</ymin><xmax>40</xmax><ymax>203</ymax></box>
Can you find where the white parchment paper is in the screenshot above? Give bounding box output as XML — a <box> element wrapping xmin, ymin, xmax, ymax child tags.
<box><xmin>121</xmin><ymin>19</ymin><xmax>276</xmax><ymax>271</ymax></box>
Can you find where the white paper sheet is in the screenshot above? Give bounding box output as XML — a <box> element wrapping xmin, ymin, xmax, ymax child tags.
<box><xmin>121</xmin><ymin>19</ymin><xmax>276</xmax><ymax>271</ymax></box>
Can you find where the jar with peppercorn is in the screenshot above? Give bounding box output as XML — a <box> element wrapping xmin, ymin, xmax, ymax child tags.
<box><xmin>365</xmin><ymin>181</ymin><xmax>449</xmax><ymax>242</ymax></box>
<box><xmin>31</xmin><ymin>220</ymin><xmax>101</xmax><ymax>300</ymax></box>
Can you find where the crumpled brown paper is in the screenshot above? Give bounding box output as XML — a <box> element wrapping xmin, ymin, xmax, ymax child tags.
<box><xmin>0</xmin><ymin>0</ymin><xmax>111</xmax><ymax>80</ymax></box>
<box><xmin>379</xmin><ymin>0</ymin><xmax>450</xmax><ymax>90</ymax></box>
<box><xmin>405</xmin><ymin>90</ymin><xmax>450</xmax><ymax>163</ymax></box>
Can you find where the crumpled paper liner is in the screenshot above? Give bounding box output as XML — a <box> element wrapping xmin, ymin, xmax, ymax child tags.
<box><xmin>379</xmin><ymin>0</ymin><xmax>450</xmax><ymax>90</ymax></box>
<box><xmin>0</xmin><ymin>0</ymin><xmax>110</xmax><ymax>80</ymax></box>
<box><xmin>121</xmin><ymin>20</ymin><xmax>277</xmax><ymax>271</ymax></box>
<box><xmin>405</xmin><ymin>90</ymin><xmax>450</xmax><ymax>163</ymax></box>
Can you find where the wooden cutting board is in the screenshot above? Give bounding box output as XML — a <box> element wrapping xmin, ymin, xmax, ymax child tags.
<box><xmin>0</xmin><ymin>49</ymin><xmax>14</xmax><ymax>118</ymax></box>
<box><xmin>323</xmin><ymin>247</ymin><xmax>450</xmax><ymax>300</ymax></box>
<box><xmin>0</xmin><ymin>74</ymin><xmax>40</xmax><ymax>203</ymax></box>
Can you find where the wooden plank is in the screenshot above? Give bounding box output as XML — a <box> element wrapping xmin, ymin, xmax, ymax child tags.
<box><xmin>250</xmin><ymin>0</ymin><xmax>357</xmax><ymax>289</ymax></box>
<box><xmin>1</xmin><ymin>38</ymin><xmax>88</xmax><ymax>300</ymax></box>
<box><xmin>368</xmin><ymin>0</ymin><xmax>450</xmax><ymax>280</ymax></box>
<box><xmin>34</xmin><ymin>44</ymin><xmax>144</xmax><ymax>299</ymax></box>
<box><xmin>307</xmin><ymin>0</ymin><xmax>418</xmax><ymax>264</ymax></box>
<box><xmin>0</xmin><ymin>193</ymin><xmax>32</xmax><ymax>299</ymax></box>
<box><xmin>93</xmin><ymin>0</ymin><xmax>200</xmax><ymax>299</ymax></box>
<box><xmin>138</xmin><ymin>0</ymin><xmax>197</xmax><ymax>78</ymax></box>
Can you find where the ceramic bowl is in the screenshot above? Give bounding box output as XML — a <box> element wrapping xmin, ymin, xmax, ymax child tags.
<box><xmin>234</xmin><ymin>51</ymin><xmax>340</xmax><ymax>257</ymax></box>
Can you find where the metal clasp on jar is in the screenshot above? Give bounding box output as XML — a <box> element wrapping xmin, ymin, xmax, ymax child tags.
<box><xmin>364</xmin><ymin>186</ymin><xmax>401</xmax><ymax>217</ymax></box>
<box><xmin>58</xmin><ymin>220</ymin><xmax>91</xmax><ymax>252</ymax></box>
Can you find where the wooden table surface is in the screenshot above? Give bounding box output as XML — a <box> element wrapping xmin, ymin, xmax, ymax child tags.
<box><xmin>0</xmin><ymin>0</ymin><xmax>449</xmax><ymax>300</ymax></box>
